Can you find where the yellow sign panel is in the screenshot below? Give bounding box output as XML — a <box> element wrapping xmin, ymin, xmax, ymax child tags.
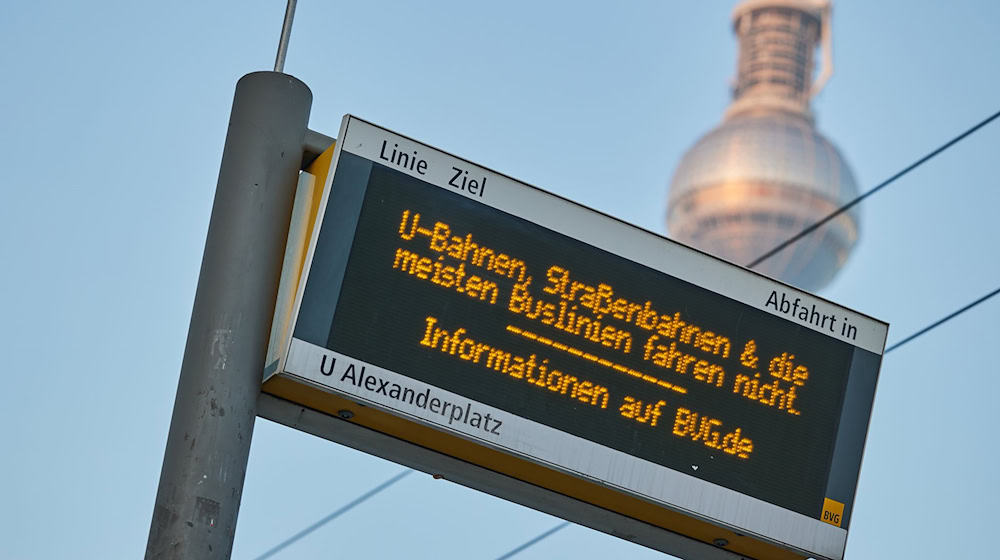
<box><xmin>264</xmin><ymin>143</ymin><xmax>335</xmax><ymax>378</ymax></box>
<box><xmin>822</xmin><ymin>498</ymin><xmax>846</xmax><ymax>527</ymax></box>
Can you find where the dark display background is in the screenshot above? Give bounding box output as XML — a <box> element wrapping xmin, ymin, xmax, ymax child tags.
<box><xmin>295</xmin><ymin>152</ymin><xmax>877</xmax><ymax>522</ymax></box>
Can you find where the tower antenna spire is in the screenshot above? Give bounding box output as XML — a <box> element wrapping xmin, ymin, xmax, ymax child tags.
<box><xmin>667</xmin><ymin>0</ymin><xmax>859</xmax><ymax>291</ymax></box>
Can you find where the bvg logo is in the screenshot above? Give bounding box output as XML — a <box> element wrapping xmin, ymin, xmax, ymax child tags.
<box><xmin>821</xmin><ymin>498</ymin><xmax>845</xmax><ymax>527</ymax></box>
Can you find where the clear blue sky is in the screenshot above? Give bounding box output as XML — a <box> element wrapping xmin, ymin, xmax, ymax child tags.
<box><xmin>2</xmin><ymin>1</ymin><xmax>998</xmax><ymax>558</ymax></box>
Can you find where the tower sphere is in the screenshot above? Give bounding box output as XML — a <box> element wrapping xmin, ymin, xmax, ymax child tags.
<box><xmin>666</xmin><ymin>0</ymin><xmax>859</xmax><ymax>291</ymax></box>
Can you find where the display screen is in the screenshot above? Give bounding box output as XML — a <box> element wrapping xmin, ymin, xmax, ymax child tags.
<box><xmin>290</xmin><ymin>121</ymin><xmax>882</xmax><ymax>534</ymax></box>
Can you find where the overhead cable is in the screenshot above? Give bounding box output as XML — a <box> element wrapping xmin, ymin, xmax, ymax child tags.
<box><xmin>494</xmin><ymin>522</ymin><xmax>571</xmax><ymax>560</ymax></box>
<box><xmin>252</xmin><ymin>469</ymin><xmax>412</xmax><ymax>560</ymax></box>
<box><xmin>884</xmin><ymin>285</ymin><xmax>1000</xmax><ymax>353</ymax></box>
<box><xmin>747</xmin><ymin>108</ymin><xmax>1000</xmax><ymax>269</ymax></box>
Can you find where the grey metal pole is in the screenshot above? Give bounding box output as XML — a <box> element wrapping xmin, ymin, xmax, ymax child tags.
<box><xmin>146</xmin><ymin>71</ymin><xmax>312</xmax><ymax>560</ymax></box>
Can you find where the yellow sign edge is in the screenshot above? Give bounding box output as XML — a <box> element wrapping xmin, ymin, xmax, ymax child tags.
<box><xmin>262</xmin><ymin>374</ymin><xmax>806</xmax><ymax>560</ymax></box>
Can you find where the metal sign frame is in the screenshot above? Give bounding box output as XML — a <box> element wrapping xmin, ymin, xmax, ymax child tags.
<box><xmin>262</xmin><ymin>115</ymin><xmax>887</xmax><ymax>560</ymax></box>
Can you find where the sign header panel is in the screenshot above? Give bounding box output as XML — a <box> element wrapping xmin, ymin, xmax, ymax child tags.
<box><xmin>272</xmin><ymin>116</ymin><xmax>886</xmax><ymax>560</ymax></box>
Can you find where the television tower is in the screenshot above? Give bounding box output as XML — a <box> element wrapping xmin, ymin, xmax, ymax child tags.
<box><xmin>666</xmin><ymin>0</ymin><xmax>858</xmax><ymax>291</ymax></box>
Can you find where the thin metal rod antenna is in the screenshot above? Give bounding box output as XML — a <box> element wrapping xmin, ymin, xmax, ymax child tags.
<box><xmin>274</xmin><ymin>0</ymin><xmax>298</xmax><ymax>73</ymax></box>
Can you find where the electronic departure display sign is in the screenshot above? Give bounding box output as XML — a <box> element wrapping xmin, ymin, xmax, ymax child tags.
<box><xmin>264</xmin><ymin>116</ymin><xmax>887</xmax><ymax>560</ymax></box>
